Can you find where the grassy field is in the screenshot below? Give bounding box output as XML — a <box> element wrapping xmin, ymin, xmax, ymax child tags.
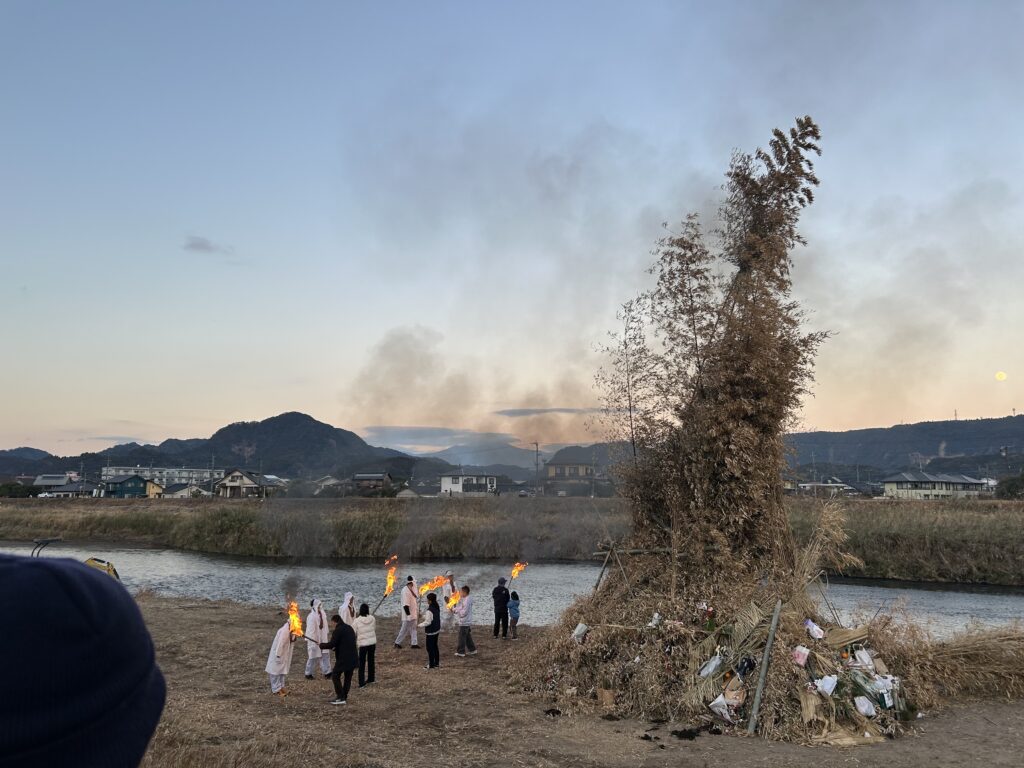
<box><xmin>137</xmin><ymin>595</ymin><xmax>1024</xmax><ymax>768</ymax></box>
<box><xmin>3</xmin><ymin>496</ymin><xmax>1024</xmax><ymax>584</ymax></box>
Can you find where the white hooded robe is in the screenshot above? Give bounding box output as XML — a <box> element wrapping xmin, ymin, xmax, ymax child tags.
<box><xmin>265</xmin><ymin>622</ymin><xmax>294</xmax><ymax>675</ymax></box>
<box><xmin>305</xmin><ymin>600</ymin><xmax>330</xmax><ymax>659</ymax></box>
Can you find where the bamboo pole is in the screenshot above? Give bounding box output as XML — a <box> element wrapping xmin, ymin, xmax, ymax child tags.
<box><xmin>592</xmin><ymin>548</ymin><xmax>612</xmax><ymax>592</ymax></box>
<box><xmin>747</xmin><ymin>599</ymin><xmax>783</xmax><ymax>736</ymax></box>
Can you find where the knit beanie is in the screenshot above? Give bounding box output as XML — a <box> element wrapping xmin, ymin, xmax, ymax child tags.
<box><xmin>0</xmin><ymin>554</ymin><xmax>166</xmax><ymax>767</ymax></box>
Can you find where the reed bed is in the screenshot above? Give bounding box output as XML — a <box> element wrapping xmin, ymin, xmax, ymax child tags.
<box><xmin>3</xmin><ymin>497</ymin><xmax>1024</xmax><ymax>582</ymax></box>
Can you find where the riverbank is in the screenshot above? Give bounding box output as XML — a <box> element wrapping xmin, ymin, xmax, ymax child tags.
<box><xmin>3</xmin><ymin>496</ymin><xmax>1024</xmax><ymax>585</ymax></box>
<box><xmin>139</xmin><ymin>595</ymin><xmax>1024</xmax><ymax>767</ymax></box>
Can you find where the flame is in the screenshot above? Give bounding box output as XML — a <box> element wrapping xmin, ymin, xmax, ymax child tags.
<box><xmin>383</xmin><ymin>554</ymin><xmax>399</xmax><ymax>597</ymax></box>
<box><xmin>446</xmin><ymin>591</ymin><xmax>461</xmax><ymax>610</ymax></box>
<box><xmin>418</xmin><ymin>575</ymin><xmax>448</xmax><ymax>596</ymax></box>
<box><xmin>287</xmin><ymin>601</ymin><xmax>303</xmax><ymax>637</ymax></box>
<box><xmin>511</xmin><ymin>561</ymin><xmax>529</xmax><ymax>580</ymax></box>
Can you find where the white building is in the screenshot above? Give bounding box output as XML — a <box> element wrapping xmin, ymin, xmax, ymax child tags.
<box><xmin>162</xmin><ymin>483</ymin><xmax>213</xmax><ymax>499</ymax></box>
<box><xmin>882</xmin><ymin>471</ymin><xmax>987</xmax><ymax>500</ymax></box>
<box><xmin>101</xmin><ymin>466</ymin><xmax>225</xmax><ymax>488</ymax></box>
<box><xmin>440</xmin><ymin>473</ymin><xmax>497</xmax><ymax>496</ymax></box>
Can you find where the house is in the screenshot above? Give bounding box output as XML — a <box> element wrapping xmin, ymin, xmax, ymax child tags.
<box><xmin>104</xmin><ymin>474</ymin><xmax>150</xmax><ymax>499</ymax></box>
<box><xmin>145</xmin><ymin>480</ymin><xmax>164</xmax><ymax>498</ymax></box>
<box><xmin>162</xmin><ymin>483</ymin><xmax>213</xmax><ymax>499</ymax></box>
<box><xmin>882</xmin><ymin>471</ymin><xmax>987</xmax><ymax>500</ymax></box>
<box><xmin>351</xmin><ymin>472</ymin><xmax>393</xmax><ymax>491</ymax></box>
<box><xmin>49</xmin><ymin>480</ymin><xmax>103</xmax><ymax>498</ymax></box>
<box><xmin>215</xmin><ymin>469</ymin><xmax>285</xmax><ymax>498</ymax></box>
<box><xmin>545</xmin><ymin>447</ymin><xmax>598</xmax><ymax>482</ymax></box>
<box><xmin>797</xmin><ymin>477</ymin><xmax>857</xmax><ymax>497</ymax></box>
<box><xmin>440</xmin><ymin>473</ymin><xmax>497</xmax><ymax>496</ymax></box>
<box><xmin>314</xmin><ymin>475</ymin><xmax>344</xmax><ymax>494</ymax></box>
<box><xmin>33</xmin><ymin>473</ymin><xmax>80</xmax><ymax>490</ymax></box>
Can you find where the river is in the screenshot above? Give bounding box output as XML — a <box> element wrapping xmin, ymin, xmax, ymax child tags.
<box><xmin>4</xmin><ymin>541</ymin><xmax>1022</xmax><ymax>638</ymax></box>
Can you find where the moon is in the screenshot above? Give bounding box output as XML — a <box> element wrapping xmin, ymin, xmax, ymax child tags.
<box><xmin>996</xmin><ymin>371</ymin><xmax>1008</xmax><ymax>381</ymax></box>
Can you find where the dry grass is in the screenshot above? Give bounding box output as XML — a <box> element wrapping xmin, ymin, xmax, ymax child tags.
<box><xmin>137</xmin><ymin>594</ymin><xmax>1024</xmax><ymax>767</ymax></box>
<box><xmin>519</xmin><ymin>500</ymin><xmax>1024</xmax><ymax>744</ymax></box>
<box><xmin>4</xmin><ymin>496</ymin><xmax>1024</xmax><ymax>584</ymax></box>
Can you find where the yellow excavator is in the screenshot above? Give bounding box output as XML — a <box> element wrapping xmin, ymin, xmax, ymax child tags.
<box><xmin>31</xmin><ymin>538</ymin><xmax>121</xmax><ymax>580</ymax></box>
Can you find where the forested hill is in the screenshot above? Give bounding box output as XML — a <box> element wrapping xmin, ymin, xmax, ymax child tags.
<box><xmin>787</xmin><ymin>415</ymin><xmax>1024</xmax><ymax>472</ymax></box>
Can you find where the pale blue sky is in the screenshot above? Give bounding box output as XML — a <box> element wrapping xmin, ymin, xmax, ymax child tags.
<box><xmin>1</xmin><ymin>1</ymin><xmax>1021</xmax><ymax>454</ymax></box>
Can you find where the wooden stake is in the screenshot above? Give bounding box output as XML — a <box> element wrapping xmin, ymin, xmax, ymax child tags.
<box><xmin>747</xmin><ymin>599</ymin><xmax>783</xmax><ymax>736</ymax></box>
<box><xmin>593</xmin><ymin>548</ymin><xmax>612</xmax><ymax>593</ymax></box>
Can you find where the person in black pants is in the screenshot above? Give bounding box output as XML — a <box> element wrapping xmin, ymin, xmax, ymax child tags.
<box><xmin>420</xmin><ymin>592</ymin><xmax>442</xmax><ymax>668</ymax></box>
<box><xmin>492</xmin><ymin>577</ymin><xmax>510</xmax><ymax>639</ymax></box>
<box><xmin>319</xmin><ymin>614</ymin><xmax>358</xmax><ymax>705</ymax></box>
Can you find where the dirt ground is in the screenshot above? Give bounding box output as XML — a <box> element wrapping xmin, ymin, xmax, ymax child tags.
<box><xmin>140</xmin><ymin>596</ymin><xmax>1024</xmax><ymax>768</ymax></box>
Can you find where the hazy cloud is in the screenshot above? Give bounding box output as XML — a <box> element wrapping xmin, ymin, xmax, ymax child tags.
<box><xmin>363</xmin><ymin>425</ymin><xmax>518</xmax><ymax>451</ymax></box>
<box><xmin>495</xmin><ymin>407</ymin><xmax>602</xmax><ymax>418</ymax></box>
<box><xmin>183</xmin><ymin>235</ymin><xmax>234</xmax><ymax>256</ymax></box>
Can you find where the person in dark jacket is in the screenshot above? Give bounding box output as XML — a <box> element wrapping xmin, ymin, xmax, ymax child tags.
<box><xmin>320</xmin><ymin>614</ymin><xmax>359</xmax><ymax>705</ymax></box>
<box><xmin>419</xmin><ymin>592</ymin><xmax>442</xmax><ymax>669</ymax></box>
<box><xmin>492</xmin><ymin>577</ymin><xmax>511</xmax><ymax>639</ymax></box>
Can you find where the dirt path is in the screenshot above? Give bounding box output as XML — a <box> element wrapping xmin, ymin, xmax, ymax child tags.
<box><xmin>140</xmin><ymin>596</ymin><xmax>1024</xmax><ymax>767</ymax></box>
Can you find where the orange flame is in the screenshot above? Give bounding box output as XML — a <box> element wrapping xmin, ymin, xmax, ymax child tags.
<box><xmin>446</xmin><ymin>591</ymin><xmax>461</xmax><ymax>610</ymax></box>
<box><xmin>287</xmin><ymin>601</ymin><xmax>303</xmax><ymax>637</ymax></box>
<box><xmin>511</xmin><ymin>562</ymin><xmax>529</xmax><ymax>580</ymax></box>
<box><xmin>383</xmin><ymin>554</ymin><xmax>399</xmax><ymax>597</ymax></box>
<box><xmin>418</xmin><ymin>575</ymin><xmax>448</xmax><ymax>596</ymax></box>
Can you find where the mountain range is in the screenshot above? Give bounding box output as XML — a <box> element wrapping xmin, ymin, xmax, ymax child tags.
<box><xmin>2</xmin><ymin>412</ymin><xmax>1022</xmax><ymax>483</ymax></box>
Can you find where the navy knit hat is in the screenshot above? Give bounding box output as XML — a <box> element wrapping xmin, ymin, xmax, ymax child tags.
<box><xmin>0</xmin><ymin>554</ymin><xmax>166</xmax><ymax>767</ymax></box>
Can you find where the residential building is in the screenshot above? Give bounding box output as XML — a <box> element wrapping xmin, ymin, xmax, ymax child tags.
<box><xmin>440</xmin><ymin>473</ymin><xmax>497</xmax><ymax>496</ymax></box>
<box><xmin>162</xmin><ymin>483</ymin><xmax>212</xmax><ymax>499</ymax></box>
<box><xmin>50</xmin><ymin>481</ymin><xmax>103</xmax><ymax>498</ymax></box>
<box><xmin>882</xmin><ymin>471</ymin><xmax>987</xmax><ymax>500</ymax></box>
<box><xmin>351</xmin><ymin>472</ymin><xmax>393</xmax><ymax>491</ymax></box>
<box><xmin>33</xmin><ymin>473</ymin><xmax>80</xmax><ymax>490</ymax></box>
<box><xmin>105</xmin><ymin>474</ymin><xmax>150</xmax><ymax>499</ymax></box>
<box><xmin>215</xmin><ymin>469</ymin><xmax>285</xmax><ymax>498</ymax></box>
<box><xmin>101</xmin><ymin>466</ymin><xmax>225</xmax><ymax>489</ymax></box>
<box><xmin>314</xmin><ymin>475</ymin><xmax>344</xmax><ymax>494</ymax></box>
<box><xmin>543</xmin><ymin>444</ymin><xmax>619</xmax><ymax>498</ymax></box>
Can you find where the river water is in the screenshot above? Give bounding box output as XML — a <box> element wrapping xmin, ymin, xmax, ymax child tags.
<box><xmin>3</xmin><ymin>541</ymin><xmax>1022</xmax><ymax>638</ymax></box>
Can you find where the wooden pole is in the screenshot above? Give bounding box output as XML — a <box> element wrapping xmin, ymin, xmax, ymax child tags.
<box><xmin>746</xmin><ymin>599</ymin><xmax>783</xmax><ymax>736</ymax></box>
<box><xmin>592</xmin><ymin>548</ymin><xmax>612</xmax><ymax>593</ymax></box>
<box><xmin>372</xmin><ymin>592</ymin><xmax>390</xmax><ymax>615</ymax></box>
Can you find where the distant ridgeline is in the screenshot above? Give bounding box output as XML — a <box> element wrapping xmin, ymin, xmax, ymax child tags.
<box><xmin>786</xmin><ymin>415</ymin><xmax>1024</xmax><ymax>477</ymax></box>
<box><xmin>3</xmin><ymin>412</ymin><xmax>1023</xmax><ymax>482</ymax></box>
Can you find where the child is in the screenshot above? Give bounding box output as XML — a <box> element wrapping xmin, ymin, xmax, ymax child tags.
<box><xmin>508</xmin><ymin>590</ymin><xmax>521</xmax><ymax>640</ymax></box>
<box><xmin>265</xmin><ymin>614</ymin><xmax>297</xmax><ymax>696</ymax></box>
<box><xmin>419</xmin><ymin>592</ymin><xmax>442</xmax><ymax>669</ymax></box>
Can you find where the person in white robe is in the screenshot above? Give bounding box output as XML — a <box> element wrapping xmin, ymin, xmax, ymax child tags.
<box><xmin>265</xmin><ymin>618</ymin><xmax>297</xmax><ymax>695</ymax></box>
<box><xmin>393</xmin><ymin>576</ymin><xmax>420</xmax><ymax>648</ymax></box>
<box><xmin>339</xmin><ymin>592</ymin><xmax>356</xmax><ymax>627</ymax></box>
<box><xmin>304</xmin><ymin>598</ymin><xmax>331</xmax><ymax>679</ymax></box>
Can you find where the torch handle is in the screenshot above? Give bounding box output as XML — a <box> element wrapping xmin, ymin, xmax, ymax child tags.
<box><xmin>371</xmin><ymin>592</ymin><xmax>388</xmax><ymax>615</ymax></box>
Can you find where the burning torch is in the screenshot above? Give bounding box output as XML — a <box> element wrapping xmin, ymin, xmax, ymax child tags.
<box><xmin>372</xmin><ymin>554</ymin><xmax>399</xmax><ymax>614</ymax></box>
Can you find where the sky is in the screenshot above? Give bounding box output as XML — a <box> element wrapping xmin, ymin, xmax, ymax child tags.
<box><xmin>1</xmin><ymin>1</ymin><xmax>1021</xmax><ymax>456</ymax></box>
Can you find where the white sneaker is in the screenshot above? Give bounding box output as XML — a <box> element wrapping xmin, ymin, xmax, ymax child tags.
<box><xmin>330</xmin><ymin>699</ymin><xmax>346</xmax><ymax>705</ymax></box>
<box><xmin>455</xmin><ymin>652</ymin><xmax>466</xmax><ymax>657</ymax></box>
<box><xmin>468</xmin><ymin>650</ymin><xmax>478</xmax><ymax>655</ymax></box>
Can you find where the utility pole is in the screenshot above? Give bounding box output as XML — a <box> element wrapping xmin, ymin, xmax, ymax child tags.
<box><xmin>533</xmin><ymin>442</ymin><xmax>540</xmax><ymax>496</ymax></box>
